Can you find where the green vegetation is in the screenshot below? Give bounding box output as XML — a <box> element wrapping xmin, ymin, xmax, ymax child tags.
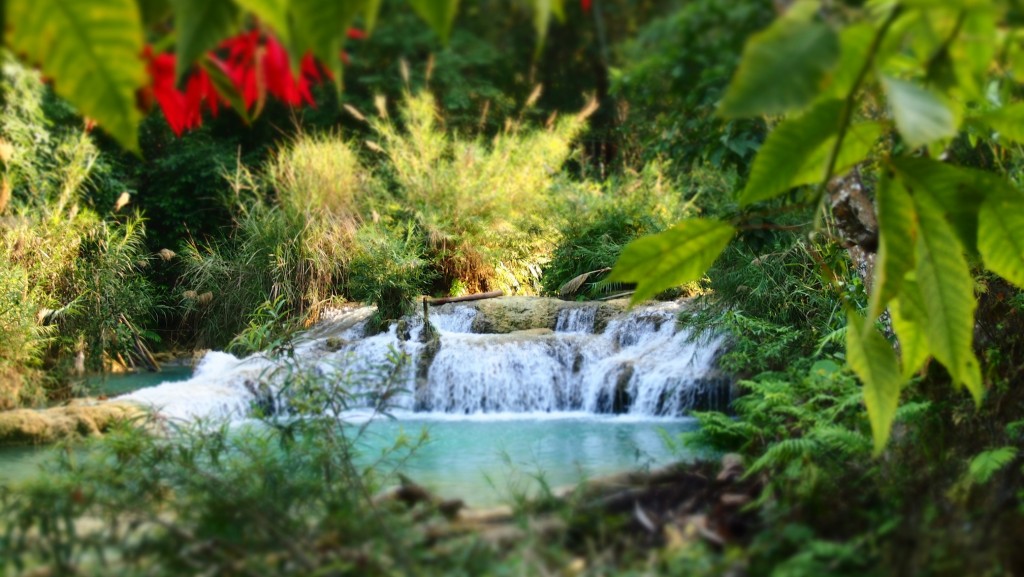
<box><xmin>7</xmin><ymin>1</ymin><xmax>1024</xmax><ymax>576</ymax></box>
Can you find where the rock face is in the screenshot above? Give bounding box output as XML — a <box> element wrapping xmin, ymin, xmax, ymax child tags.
<box><xmin>0</xmin><ymin>400</ymin><xmax>144</xmax><ymax>446</ymax></box>
<box><xmin>463</xmin><ymin>296</ymin><xmax>627</xmax><ymax>334</ymax></box>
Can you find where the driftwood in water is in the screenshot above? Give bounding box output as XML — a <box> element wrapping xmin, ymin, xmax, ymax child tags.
<box><xmin>426</xmin><ymin>290</ymin><xmax>503</xmax><ymax>306</ymax></box>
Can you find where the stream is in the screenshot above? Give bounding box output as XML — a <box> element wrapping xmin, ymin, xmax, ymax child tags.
<box><xmin>0</xmin><ymin>298</ymin><xmax>726</xmax><ymax>506</ymax></box>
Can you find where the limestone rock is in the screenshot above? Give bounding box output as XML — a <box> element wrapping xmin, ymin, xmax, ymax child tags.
<box><xmin>0</xmin><ymin>401</ymin><xmax>145</xmax><ymax>446</ymax></box>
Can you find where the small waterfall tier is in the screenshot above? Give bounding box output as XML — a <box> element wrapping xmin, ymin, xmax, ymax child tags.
<box><xmin>122</xmin><ymin>297</ymin><xmax>727</xmax><ymax>421</ymax></box>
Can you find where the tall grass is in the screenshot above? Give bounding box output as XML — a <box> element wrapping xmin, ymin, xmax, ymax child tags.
<box><xmin>369</xmin><ymin>91</ymin><xmax>591</xmax><ymax>294</ymax></box>
<box><xmin>179</xmin><ymin>135</ymin><xmax>368</xmax><ymax>347</ymax></box>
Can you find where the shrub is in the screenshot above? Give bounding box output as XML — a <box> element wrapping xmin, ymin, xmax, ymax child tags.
<box><xmin>368</xmin><ymin>91</ymin><xmax>589</xmax><ymax>295</ymax></box>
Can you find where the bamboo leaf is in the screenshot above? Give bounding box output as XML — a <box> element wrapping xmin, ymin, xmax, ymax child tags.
<box><xmin>408</xmin><ymin>0</ymin><xmax>460</xmax><ymax>44</ymax></box>
<box><xmin>719</xmin><ymin>19</ymin><xmax>839</xmax><ymax>118</ymax></box>
<box><xmin>609</xmin><ymin>219</ymin><xmax>735</xmax><ymax>304</ymax></box>
<box><xmin>170</xmin><ymin>0</ymin><xmax>240</xmax><ymax>79</ymax></box>
<box><xmin>6</xmin><ymin>0</ymin><xmax>146</xmax><ymax>152</ymax></box>
<box><xmin>912</xmin><ymin>188</ymin><xmax>983</xmax><ymax>403</ymax></box>
<box><xmin>869</xmin><ymin>173</ymin><xmax>917</xmax><ymax>319</ymax></box>
<box><xmin>881</xmin><ymin>75</ymin><xmax>959</xmax><ymax>149</ymax></box>
<box><xmin>846</xmin><ymin>312</ymin><xmax>903</xmax><ymax>455</ymax></box>
<box><xmin>978</xmin><ymin>189</ymin><xmax>1024</xmax><ymax>288</ymax></box>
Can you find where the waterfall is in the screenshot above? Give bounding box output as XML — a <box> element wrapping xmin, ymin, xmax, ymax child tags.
<box><xmin>120</xmin><ymin>298</ymin><xmax>727</xmax><ymax>421</ymax></box>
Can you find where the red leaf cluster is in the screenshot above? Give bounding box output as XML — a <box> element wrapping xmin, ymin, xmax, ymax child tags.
<box><xmin>143</xmin><ymin>30</ymin><xmax>361</xmax><ymax>136</ymax></box>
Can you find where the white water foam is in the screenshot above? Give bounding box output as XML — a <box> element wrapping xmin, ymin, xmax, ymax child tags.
<box><xmin>118</xmin><ymin>299</ymin><xmax>727</xmax><ymax>421</ymax></box>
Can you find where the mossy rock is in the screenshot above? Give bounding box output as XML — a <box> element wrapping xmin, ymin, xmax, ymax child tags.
<box><xmin>465</xmin><ymin>296</ymin><xmax>627</xmax><ymax>334</ymax></box>
<box><xmin>0</xmin><ymin>401</ymin><xmax>145</xmax><ymax>446</ymax></box>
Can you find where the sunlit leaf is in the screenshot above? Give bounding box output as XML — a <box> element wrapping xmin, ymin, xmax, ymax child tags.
<box><xmin>289</xmin><ymin>0</ymin><xmax>367</xmax><ymax>83</ymax></box>
<box><xmin>881</xmin><ymin>75</ymin><xmax>959</xmax><ymax>149</ymax></box>
<box><xmin>967</xmin><ymin>447</ymin><xmax>1017</xmax><ymax>485</ymax></box>
<box><xmin>719</xmin><ymin>19</ymin><xmax>839</xmax><ymax>118</ymax></box>
<box><xmin>981</xmin><ymin>103</ymin><xmax>1024</xmax><ymax>144</ymax></box>
<box><xmin>170</xmin><ymin>0</ymin><xmax>240</xmax><ymax>79</ymax></box>
<box><xmin>891</xmin><ymin>277</ymin><xmax>929</xmax><ymax>380</ymax></box>
<box><xmin>408</xmin><ymin>0</ymin><xmax>460</xmax><ymax>44</ymax></box>
<box><xmin>6</xmin><ymin>0</ymin><xmax>146</xmax><ymax>152</ymax></box>
<box><xmin>609</xmin><ymin>219</ymin><xmax>735</xmax><ymax>304</ymax></box>
<box><xmin>790</xmin><ymin>121</ymin><xmax>883</xmax><ymax>188</ymax></box>
<box><xmin>869</xmin><ymin>173</ymin><xmax>916</xmax><ymax>319</ymax></box>
<box><xmin>846</xmin><ymin>311</ymin><xmax>903</xmax><ymax>455</ymax></box>
<box><xmin>979</xmin><ymin>188</ymin><xmax>1024</xmax><ymax>288</ymax></box>
<box><xmin>912</xmin><ymin>187</ymin><xmax>983</xmax><ymax>403</ymax></box>
<box><xmin>894</xmin><ymin>157</ymin><xmax>988</xmax><ymax>254</ymax></box>
<box><xmin>740</xmin><ymin>100</ymin><xmax>842</xmax><ymax>205</ymax></box>
<box><xmin>234</xmin><ymin>0</ymin><xmax>291</xmax><ymax>44</ymax></box>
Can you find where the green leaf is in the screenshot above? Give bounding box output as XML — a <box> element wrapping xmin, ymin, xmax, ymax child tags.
<box><xmin>408</xmin><ymin>0</ymin><xmax>460</xmax><ymax>44</ymax></box>
<box><xmin>967</xmin><ymin>447</ymin><xmax>1017</xmax><ymax>485</ymax></box>
<box><xmin>824</xmin><ymin>23</ymin><xmax>874</xmax><ymax>99</ymax></box>
<box><xmin>912</xmin><ymin>187</ymin><xmax>983</xmax><ymax>403</ymax></box>
<box><xmin>609</xmin><ymin>219</ymin><xmax>735</xmax><ymax>304</ymax></box>
<box><xmin>289</xmin><ymin>0</ymin><xmax>367</xmax><ymax>84</ymax></box>
<box><xmin>881</xmin><ymin>75</ymin><xmax>960</xmax><ymax>149</ymax></box>
<box><xmin>170</xmin><ymin>0</ymin><xmax>240</xmax><ymax>79</ymax></box>
<box><xmin>719</xmin><ymin>19</ymin><xmax>840</xmax><ymax>118</ymax></box>
<box><xmin>233</xmin><ymin>0</ymin><xmax>291</xmax><ymax>44</ymax></box>
<box><xmin>198</xmin><ymin>55</ymin><xmax>250</xmax><ymax>124</ymax></box>
<box><xmin>531</xmin><ymin>0</ymin><xmax>565</xmax><ymax>54</ymax></box>
<box><xmin>739</xmin><ymin>100</ymin><xmax>841</xmax><ymax>205</ymax></box>
<box><xmin>891</xmin><ymin>278</ymin><xmax>929</xmax><ymax>380</ymax></box>
<box><xmin>869</xmin><ymin>173</ymin><xmax>917</xmax><ymax>319</ymax></box>
<box><xmin>790</xmin><ymin>121</ymin><xmax>883</xmax><ymax>187</ymax></box>
<box><xmin>980</xmin><ymin>103</ymin><xmax>1024</xmax><ymax>144</ymax></box>
<box><xmin>137</xmin><ymin>0</ymin><xmax>172</xmax><ymax>26</ymax></box>
<box><xmin>846</xmin><ymin>312</ymin><xmax>903</xmax><ymax>455</ymax></box>
<box><xmin>362</xmin><ymin>0</ymin><xmax>384</xmax><ymax>34</ymax></box>
<box><xmin>6</xmin><ymin>0</ymin><xmax>146</xmax><ymax>152</ymax></box>
<box><xmin>739</xmin><ymin>99</ymin><xmax>880</xmax><ymax>206</ymax></box>
<box><xmin>978</xmin><ymin>189</ymin><xmax>1024</xmax><ymax>288</ymax></box>
<box><xmin>893</xmin><ymin>157</ymin><xmax>988</xmax><ymax>254</ymax></box>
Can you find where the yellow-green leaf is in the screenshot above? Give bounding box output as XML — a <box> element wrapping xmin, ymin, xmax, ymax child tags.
<box><xmin>981</xmin><ymin>103</ymin><xmax>1024</xmax><ymax>144</ymax></box>
<box><xmin>609</xmin><ymin>219</ymin><xmax>735</xmax><ymax>304</ymax></box>
<box><xmin>881</xmin><ymin>75</ymin><xmax>960</xmax><ymax>149</ymax></box>
<box><xmin>894</xmin><ymin>157</ymin><xmax>988</xmax><ymax>254</ymax></box>
<box><xmin>869</xmin><ymin>173</ymin><xmax>917</xmax><ymax>319</ymax></box>
<box><xmin>408</xmin><ymin>0</ymin><xmax>460</xmax><ymax>44</ymax></box>
<box><xmin>913</xmin><ymin>189</ymin><xmax>983</xmax><ymax>403</ymax></box>
<box><xmin>6</xmin><ymin>0</ymin><xmax>146</xmax><ymax>152</ymax></box>
<box><xmin>846</xmin><ymin>311</ymin><xmax>903</xmax><ymax>455</ymax></box>
<box><xmin>891</xmin><ymin>277</ymin><xmax>929</xmax><ymax>380</ymax></box>
<box><xmin>170</xmin><ymin>0</ymin><xmax>240</xmax><ymax>79</ymax></box>
<box><xmin>739</xmin><ymin>100</ymin><xmax>842</xmax><ymax>205</ymax></box>
<box><xmin>233</xmin><ymin>0</ymin><xmax>291</xmax><ymax>44</ymax></box>
<box><xmin>791</xmin><ymin>121</ymin><xmax>883</xmax><ymax>187</ymax></box>
<box><xmin>719</xmin><ymin>19</ymin><xmax>839</xmax><ymax>119</ymax></box>
<box><xmin>289</xmin><ymin>0</ymin><xmax>367</xmax><ymax>84</ymax></box>
<box><xmin>979</xmin><ymin>189</ymin><xmax>1024</xmax><ymax>288</ymax></box>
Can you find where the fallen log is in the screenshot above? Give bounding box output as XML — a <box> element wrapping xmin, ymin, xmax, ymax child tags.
<box><xmin>426</xmin><ymin>290</ymin><xmax>503</xmax><ymax>306</ymax></box>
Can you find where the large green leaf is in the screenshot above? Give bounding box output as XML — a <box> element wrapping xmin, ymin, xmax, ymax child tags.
<box><xmin>846</xmin><ymin>312</ymin><xmax>903</xmax><ymax>455</ymax></box>
<box><xmin>408</xmin><ymin>0</ymin><xmax>460</xmax><ymax>44</ymax></box>
<box><xmin>739</xmin><ymin>100</ymin><xmax>841</xmax><ymax>205</ymax></box>
<box><xmin>869</xmin><ymin>173</ymin><xmax>917</xmax><ymax>319</ymax></box>
<box><xmin>289</xmin><ymin>0</ymin><xmax>367</xmax><ymax>83</ymax></box>
<box><xmin>978</xmin><ymin>189</ymin><xmax>1024</xmax><ymax>288</ymax></box>
<box><xmin>6</xmin><ymin>0</ymin><xmax>146</xmax><ymax>152</ymax></box>
<box><xmin>170</xmin><ymin>0</ymin><xmax>240</xmax><ymax>79</ymax></box>
<box><xmin>891</xmin><ymin>277</ymin><xmax>929</xmax><ymax>380</ymax></box>
<box><xmin>719</xmin><ymin>19</ymin><xmax>840</xmax><ymax>118</ymax></box>
<box><xmin>609</xmin><ymin>219</ymin><xmax>735</xmax><ymax>304</ymax></box>
<box><xmin>739</xmin><ymin>99</ymin><xmax>880</xmax><ymax>206</ymax></box>
<box><xmin>233</xmin><ymin>0</ymin><xmax>291</xmax><ymax>44</ymax></box>
<box><xmin>981</xmin><ymin>103</ymin><xmax>1024</xmax><ymax>144</ymax></box>
<box><xmin>912</xmin><ymin>189</ymin><xmax>983</xmax><ymax>403</ymax></box>
<box><xmin>894</xmin><ymin>157</ymin><xmax>988</xmax><ymax>254</ymax></box>
<box><xmin>881</xmin><ymin>76</ymin><xmax>959</xmax><ymax>149</ymax></box>
<box><xmin>790</xmin><ymin>121</ymin><xmax>883</xmax><ymax>188</ymax></box>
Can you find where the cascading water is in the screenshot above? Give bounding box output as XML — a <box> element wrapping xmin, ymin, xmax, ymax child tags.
<box><xmin>120</xmin><ymin>298</ymin><xmax>727</xmax><ymax>422</ymax></box>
